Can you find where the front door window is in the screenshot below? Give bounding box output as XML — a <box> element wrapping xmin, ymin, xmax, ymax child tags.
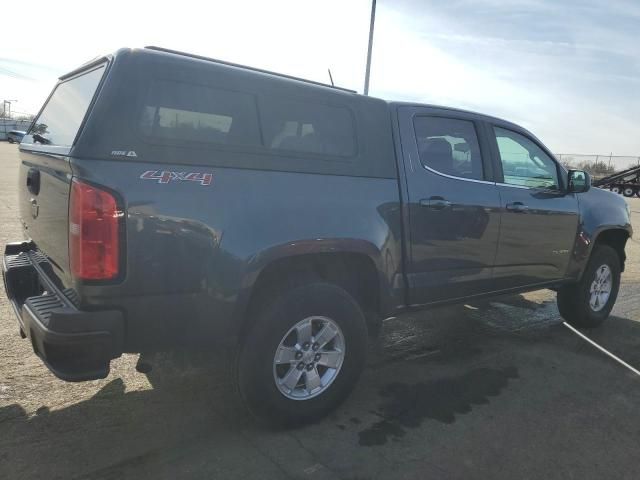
<box><xmin>494</xmin><ymin>127</ymin><xmax>560</xmax><ymax>189</ymax></box>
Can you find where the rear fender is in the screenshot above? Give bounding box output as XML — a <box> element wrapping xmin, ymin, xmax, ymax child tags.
<box><xmin>232</xmin><ymin>238</ymin><xmax>399</xmax><ymax>333</ymax></box>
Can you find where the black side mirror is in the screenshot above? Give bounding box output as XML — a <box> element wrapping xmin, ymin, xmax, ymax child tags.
<box><xmin>568</xmin><ymin>169</ymin><xmax>591</xmax><ymax>193</ymax></box>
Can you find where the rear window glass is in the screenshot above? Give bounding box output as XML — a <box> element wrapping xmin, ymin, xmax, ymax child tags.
<box><xmin>140</xmin><ymin>80</ymin><xmax>261</xmax><ymax>147</ymax></box>
<box><xmin>413</xmin><ymin>116</ymin><xmax>484</xmax><ymax>181</ymax></box>
<box><xmin>260</xmin><ymin>97</ymin><xmax>356</xmax><ymax>157</ymax></box>
<box><xmin>29</xmin><ymin>65</ymin><xmax>105</xmax><ymax>147</ymax></box>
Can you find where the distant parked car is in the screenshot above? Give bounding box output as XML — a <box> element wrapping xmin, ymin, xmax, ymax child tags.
<box><xmin>7</xmin><ymin>130</ymin><xmax>26</xmax><ymax>143</ymax></box>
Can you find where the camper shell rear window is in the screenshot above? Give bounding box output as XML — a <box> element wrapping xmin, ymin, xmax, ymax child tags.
<box><xmin>26</xmin><ymin>64</ymin><xmax>106</xmax><ymax>148</ymax></box>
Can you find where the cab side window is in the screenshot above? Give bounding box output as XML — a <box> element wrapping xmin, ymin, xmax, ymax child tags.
<box><xmin>494</xmin><ymin>127</ymin><xmax>560</xmax><ymax>189</ymax></box>
<box><xmin>413</xmin><ymin>116</ymin><xmax>484</xmax><ymax>181</ymax></box>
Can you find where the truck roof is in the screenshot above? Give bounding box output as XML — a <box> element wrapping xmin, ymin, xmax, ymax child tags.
<box><xmin>144</xmin><ymin>46</ymin><xmax>358</xmax><ymax>94</ymax></box>
<box><xmin>387</xmin><ymin>101</ymin><xmax>525</xmax><ymax>131</ymax></box>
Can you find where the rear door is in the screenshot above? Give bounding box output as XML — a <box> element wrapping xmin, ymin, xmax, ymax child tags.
<box><xmin>18</xmin><ymin>63</ymin><xmax>107</xmax><ymax>283</ymax></box>
<box><xmin>398</xmin><ymin>106</ymin><xmax>502</xmax><ymax>305</ymax></box>
<box><xmin>488</xmin><ymin>124</ymin><xmax>580</xmax><ymax>289</ymax></box>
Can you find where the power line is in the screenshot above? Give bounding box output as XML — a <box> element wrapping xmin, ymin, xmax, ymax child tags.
<box><xmin>0</xmin><ymin>66</ymin><xmax>33</xmax><ymax>81</ymax></box>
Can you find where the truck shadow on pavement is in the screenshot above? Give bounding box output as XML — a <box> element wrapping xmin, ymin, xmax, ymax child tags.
<box><xmin>2</xmin><ymin>296</ymin><xmax>640</xmax><ymax>479</ymax></box>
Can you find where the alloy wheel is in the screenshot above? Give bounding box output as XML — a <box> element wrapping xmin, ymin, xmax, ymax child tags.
<box><xmin>273</xmin><ymin>316</ymin><xmax>345</xmax><ymax>400</ymax></box>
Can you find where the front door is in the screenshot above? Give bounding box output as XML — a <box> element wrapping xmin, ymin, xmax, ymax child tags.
<box><xmin>489</xmin><ymin>124</ymin><xmax>580</xmax><ymax>289</ymax></box>
<box><xmin>398</xmin><ymin>107</ymin><xmax>502</xmax><ymax>305</ymax></box>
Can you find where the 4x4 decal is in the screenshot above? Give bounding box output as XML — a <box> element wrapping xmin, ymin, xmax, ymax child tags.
<box><xmin>140</xmin><ymin>170</ymin><xmax>213</xmax><ymax>186</ymax></box>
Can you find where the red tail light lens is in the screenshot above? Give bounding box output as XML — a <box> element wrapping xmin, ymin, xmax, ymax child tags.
<box><xmin>69</xmin><ymin>179</ymin><xmax>120</xmax><ymax>280</ymax></box>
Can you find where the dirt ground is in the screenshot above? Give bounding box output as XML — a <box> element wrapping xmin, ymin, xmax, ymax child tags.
<box><xmin>1</xmin><ymin>141</ymin><xmax>640</xmax><ymax>479</ymax></box>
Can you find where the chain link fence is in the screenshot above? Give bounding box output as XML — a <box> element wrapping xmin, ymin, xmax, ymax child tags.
<box><xmin>556</xmin><ymin>153</ymin><xmax>640</xmax><ymax>177</ymax></box>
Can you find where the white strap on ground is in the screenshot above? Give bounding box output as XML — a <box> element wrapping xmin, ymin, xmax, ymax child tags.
<box><xmin>563</xmin><ymin>322</ymin><xmax>640</xmax><ymax>377</ymax></box>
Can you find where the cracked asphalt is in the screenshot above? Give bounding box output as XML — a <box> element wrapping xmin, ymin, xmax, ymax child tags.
<box><xmin>1</xmin><ymin>142</ymin><xmax>640</xmax><ymax>479</ymax></box>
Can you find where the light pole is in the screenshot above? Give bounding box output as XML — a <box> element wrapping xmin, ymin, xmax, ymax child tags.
<box><xmin>363</xmin><ymin>0</ymin><xmax>377</xmax><ymax>95</ymax></box>
<box><xmin>2</xmin><ymin>99</ymin><xmax>17</xmax><ymax>118</ymax></box>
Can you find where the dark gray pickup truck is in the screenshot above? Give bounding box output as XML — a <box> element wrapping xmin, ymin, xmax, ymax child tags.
<box><xmin>2</xmin><ymin>47</ymin><xmax>632</xmax><ymax>424</ymax></box>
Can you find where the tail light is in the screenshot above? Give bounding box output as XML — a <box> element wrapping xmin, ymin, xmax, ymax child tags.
<box><xmin>69</xmin><ymin>179</ymin><xmax>120</xmax><ymax>280</ymax></box>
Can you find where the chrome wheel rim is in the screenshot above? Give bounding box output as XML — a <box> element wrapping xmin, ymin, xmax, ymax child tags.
<box><xmin>589</xmin><ymin>264</ymin><xmax>612</xmax><ymax>312</ymax></box>
<box><xmin>273</xmin><ymin>316</ymin><xmax>345</xmax><ymax>400</ymax></box>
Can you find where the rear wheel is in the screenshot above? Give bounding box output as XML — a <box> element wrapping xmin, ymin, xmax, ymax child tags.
<box><xmin>623</xmin><ymin>186</ymin><xmax>636</xmax><ymax>197</ymax></box>
<box><xmin>7</xmin><ymin>137</ymin><xmax>13</xmax><ymax>144</ymax></box>
<box><xmin>557</xmin><ymin>245</ymin><xmax>621</xmax><ymax>328</ymax></box>
<box><xmin>237</xmin><ymin>281</ymin><xmax>368</xmax><ymax>425</ymax></box>
<box><xmin>610</xmin><ymin>186</ymin><xmax>621</xmax><ymax>194</ymax></box>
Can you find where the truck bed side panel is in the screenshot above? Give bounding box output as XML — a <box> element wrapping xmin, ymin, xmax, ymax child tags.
<box><xmin>71</xmin><ymin>159</ymin><xmax>403</xmax><ymax>350</ymax></box>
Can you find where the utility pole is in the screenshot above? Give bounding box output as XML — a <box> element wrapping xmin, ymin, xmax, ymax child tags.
<box><xmin>364</xmin><ymin>0</ymin><xmax>377</xmax><ymax>95</ymax></box>
<box><xmin>2</xmin><ymin>101</ymin><xmax>7</xmax><ymax>140</ymax></box>
<box><xmin>2</xmin><ymin>100</ymin><xmax>17</xmax><ymax>140</ymax></box>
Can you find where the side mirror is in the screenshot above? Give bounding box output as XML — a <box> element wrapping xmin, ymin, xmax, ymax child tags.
<box><xmin>568</xmin><ymin>169</ymin><xmax>591</xmax><ymax>193</ymax></box>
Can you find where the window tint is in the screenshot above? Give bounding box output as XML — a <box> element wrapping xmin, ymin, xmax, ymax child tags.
<box><xmin>140</xmin><ymin>80</ymin><xmax>261</xmax><ymax>147</ymax></box>
<box><xmin>413</xmin><ymin>116</ymin><xmax>484</xmax><ymax>181</ymax></box>
<box><xmin>29</xmin><ymin>65</ymin><xmax>105</xmax><ymax>146</ymax></box>
<box><xmin>260</xmin><ymin>97</ymin><xmax>356</xmax><ymax>157</ymax></box>
<box><xmin>494</xmin><ymin>127</ymin><xmax>559</xmax><ymax>189</ymax></box>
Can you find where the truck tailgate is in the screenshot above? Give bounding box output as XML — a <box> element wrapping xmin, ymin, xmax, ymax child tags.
<box><xmin>18</xmin><ymin>62</ymin><xmax>107</xmax><ymax>286</ymax></box>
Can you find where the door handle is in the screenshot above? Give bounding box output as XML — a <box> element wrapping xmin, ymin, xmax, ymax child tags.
<box><xmin>506</xmin><ymin>201</ymin><xmax>528</xmax><ymax>213</ymax></box>
<box><xmin>26</xmin><ymin>168</ymin><xmax>40</xmax><ymax>195</ymax></box>
<box><xmin>420</xmin><ymin>197</ymin><xmax>452</xmax><ymax>210</ymax></box>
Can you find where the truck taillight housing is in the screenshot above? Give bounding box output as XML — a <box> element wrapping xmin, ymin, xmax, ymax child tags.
<box><xmin>69</xmin><ymin>179</ymin><xmax>120</xmax><ymax>280</ymax></box>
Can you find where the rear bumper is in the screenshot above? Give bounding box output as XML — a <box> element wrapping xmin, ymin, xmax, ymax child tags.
<box><xmin>2</xmin><ymin>241</ymin><xmax>124</xmax><ymax>381</ymax></box>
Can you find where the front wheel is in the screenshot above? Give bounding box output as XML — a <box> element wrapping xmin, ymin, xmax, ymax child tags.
<box><xmin>557</xmin><ymin>245</ymin><xmax>621</xmax><ymax>328</ymax></box>
<box><xmin>237</xmin><ymin>282</ymin><xmax>368</xmax><ymax>426</ymax></box>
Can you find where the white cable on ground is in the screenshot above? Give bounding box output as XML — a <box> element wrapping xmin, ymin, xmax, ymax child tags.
<box><xmin>563</xmin><ymin>322</ymin><xmax>640</xmax><ymax>377</ymax></box>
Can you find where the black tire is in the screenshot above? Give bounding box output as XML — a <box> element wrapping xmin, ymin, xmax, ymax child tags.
<box><xmin>610</xmin><ymin>186</ymin><xmax>621</xmax><ymax>194</ymax></box>
<box><xmin>623</xmin><ymin>187</ymin><xmax>635</xmax><ymax>197</ymax></box>
<box><xmin>237</xmin><ymin>281</ymin><xmax>368</xmax><ymax>426</ymax></box>
<box><xmin>557</xmin><ymin>245</ymin><xmax>621</xmax><ymax>328</ymax></box>
<box><xmin>7</xmin><ymin>137</ymin><xmax>13</xmax><ymax>144</ymax></box>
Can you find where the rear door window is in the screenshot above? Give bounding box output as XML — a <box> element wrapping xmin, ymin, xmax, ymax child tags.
<box><xmin>140</xmin><ymin>80</ymin><xmax>261</xmax><ymax>147</ymax></box>
<box><xmin>259</xmin><ymin>97</ymin><xmax>356</xmax><ymax>157</ymax></box>
<box><xmin>413</xmin><ymin>116</ymin><xmax>485</xmax><ymax>181</ymax></box>
<box><xmin>28</xmin><ymin>64</ymin><xmax>106</xmax><ymax>147</ymax></box>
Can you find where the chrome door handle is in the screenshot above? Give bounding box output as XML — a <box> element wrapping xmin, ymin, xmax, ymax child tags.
<box><xmin>506</xmin><ymin>202</ymin><xmax>528</xmax><ymax>213</ymax></box>
<box><xmin>420</xmin><ymin>197</ymin><xmax>452</xmax><ymax>210</ymax></box>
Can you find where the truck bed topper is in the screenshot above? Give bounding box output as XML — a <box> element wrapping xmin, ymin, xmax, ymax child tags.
<box><xmin>144</xmin><ymin>46</ymin><xmax>357</xmax><ymax>94</ymax></box>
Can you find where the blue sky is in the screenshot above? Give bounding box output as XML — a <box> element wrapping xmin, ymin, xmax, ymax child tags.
<box><xmin>1</xmin><ymin>0</ymin><xmax>638</xmax><ymax>155</ymax></box>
